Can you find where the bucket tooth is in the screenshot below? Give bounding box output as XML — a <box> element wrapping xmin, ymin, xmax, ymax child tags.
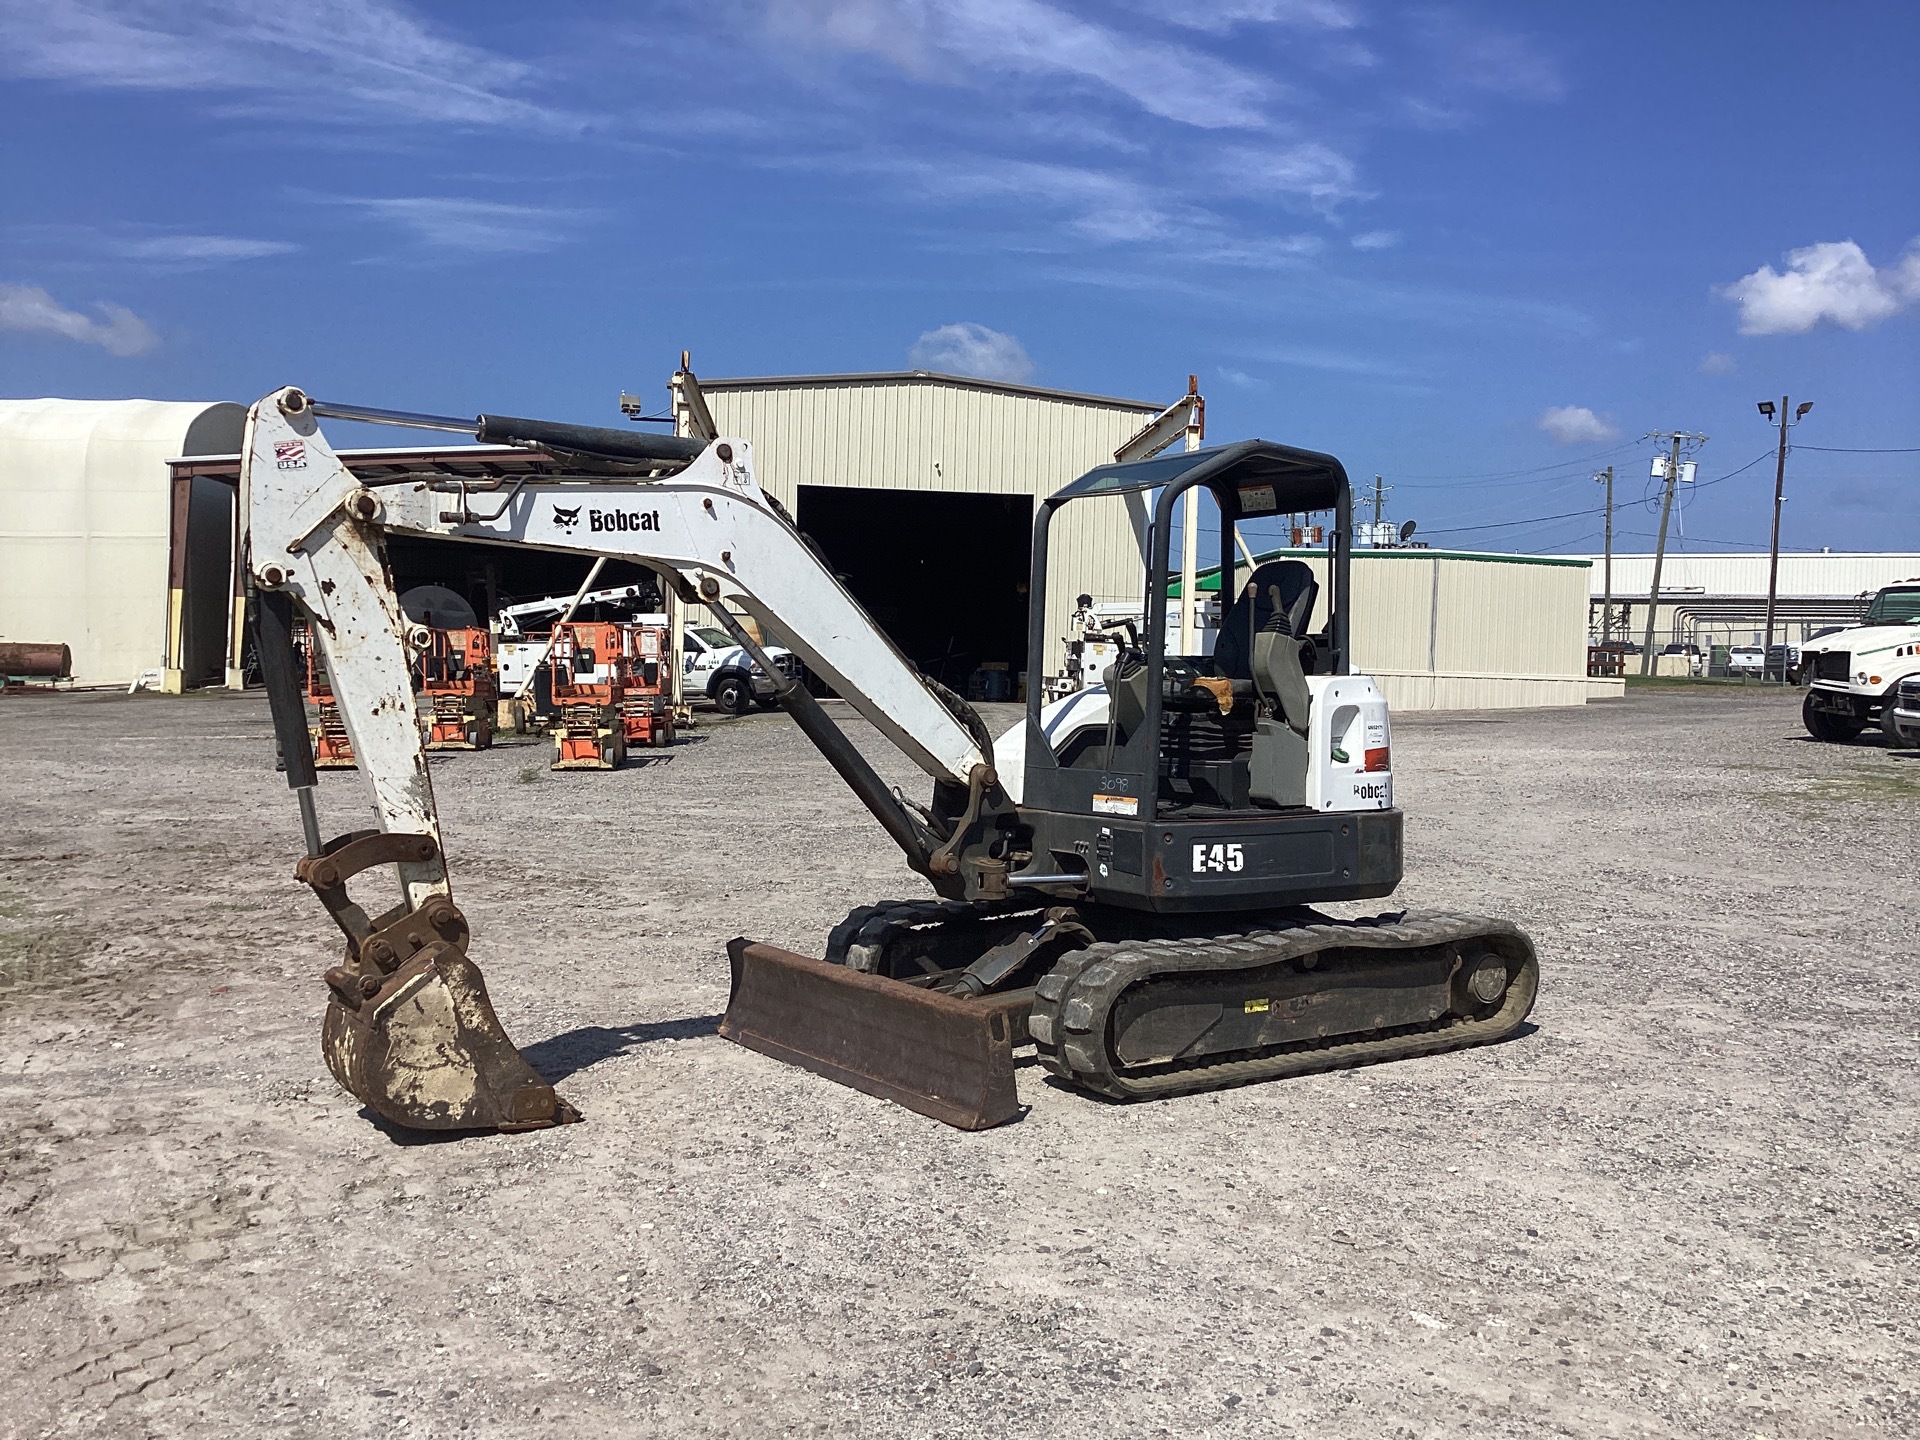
<box><xmin>720</xmin><ymin>939</ymin><xmax>1024</xmax><ymax>1130</ymax></box>
<box><xmin>322</xmin><ymin>943</ymin><xmax>578</xmax><ymax>1131</ymax></box>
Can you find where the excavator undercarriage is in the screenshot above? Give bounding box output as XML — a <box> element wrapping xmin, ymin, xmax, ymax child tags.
<box><xmin>238</xmin><ymin>384</ymin><xmax>1538</xmax><ymax>1135</ymax></box>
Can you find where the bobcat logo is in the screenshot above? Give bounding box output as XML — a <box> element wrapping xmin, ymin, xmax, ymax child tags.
<box><xmin>552</xmin><ymin>506</ymin><xmax>581</xmax><ymax>531</ymax></box>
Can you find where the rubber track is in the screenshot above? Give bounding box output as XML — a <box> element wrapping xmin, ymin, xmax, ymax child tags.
<box><xmin>1027</xmin><ymin>910</ymin><xmax>1538</xmax><ymax>1100</ymax></box>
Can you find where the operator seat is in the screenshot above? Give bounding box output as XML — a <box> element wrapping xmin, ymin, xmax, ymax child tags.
<box><xmin>1214</xmin><ymin>560</ymin><xmax>1319</xmax><ymax>679</ymax></box>
<box><xmin>1217</xmin><ymin>561</ymin><xmax>1319</xmax><ymax>808</ymax></box>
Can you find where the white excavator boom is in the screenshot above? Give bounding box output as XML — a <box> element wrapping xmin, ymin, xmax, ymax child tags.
<box><xmin>244</xmin><ymin>387</ymin><xmax>987</xmax><ymax>787</ymax></box>
<box><xmin>239</xmin><ymin>386</ymin><xmax>1009</xmax><ymax>1131</ymax></box>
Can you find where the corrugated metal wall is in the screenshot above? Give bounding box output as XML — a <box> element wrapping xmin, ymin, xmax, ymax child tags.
<box><xmin>1241</xmin><ymin>550</ymin><xmax>1594</xmax><ymax>710</ymax></box>
<box><xmin>1571</xmin><ymin>551</ymin><xmax>1920</xmax><ymax>598</ymax></box>
<box><xmin>702</xmin><ymin>376</ymin><xmax>1157</xmax><ymax>676</ymax></box>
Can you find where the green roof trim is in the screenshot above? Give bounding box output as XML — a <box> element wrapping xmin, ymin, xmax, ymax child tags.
<box><xmin>1168</xmin><ymin>546</ymin><xmax>1591</xmax><ymax>597</ymax></box>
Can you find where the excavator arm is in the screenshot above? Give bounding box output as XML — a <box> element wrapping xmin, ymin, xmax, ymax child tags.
<box><xmin>242</xmin><ymin>387</ymin><xmax>1024</xmax><ymax>1131</ymax></box>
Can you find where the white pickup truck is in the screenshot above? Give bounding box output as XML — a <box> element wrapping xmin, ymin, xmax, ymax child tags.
<box><xmin>680</xmin><ymin>623</ymin><xmax>800</xmax><ymax>714</ymax></box>
<box><xmin>1798</xmin><ymin>581</ymin><xmax>1920</xmax><ymax>742</ymax></box>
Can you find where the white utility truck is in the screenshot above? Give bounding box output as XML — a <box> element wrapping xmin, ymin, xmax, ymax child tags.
<box><xmin>496</xmin><ymin>586</ymin><xmax>798</xmax><ymax>714</ymax></box>
<box><xmin>1798</xmin><ymin>580</ymin><xmax>1920</xmax><ymax>742</ymax></box>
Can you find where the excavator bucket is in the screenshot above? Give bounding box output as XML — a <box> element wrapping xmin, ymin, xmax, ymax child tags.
<box><xmin>321</xmin><ymin>942</ymin><xmax>578</xmax><ymax>1131</ymax></box>
<box><xmin>720</xmin><ymin>940</ymin><xmax>1024</xmax><ymax>1130</ymax></box>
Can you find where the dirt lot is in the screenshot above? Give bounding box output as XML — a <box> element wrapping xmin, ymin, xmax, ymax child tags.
<box><xmin>1</xmin><ymin>686</ymin><xmax>1914</xmax><ymax>1439</ymax></box>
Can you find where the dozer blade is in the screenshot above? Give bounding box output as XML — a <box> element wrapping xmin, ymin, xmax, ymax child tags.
<box><xmin>720</xmin><ymin>939</ymin><xmax>1024</xmax><ymax>1130</ymax></box>
<box><xmin>322</xmin><ymin>942</ymin><xmax>579</xmax><ymax>1131</ymax></box>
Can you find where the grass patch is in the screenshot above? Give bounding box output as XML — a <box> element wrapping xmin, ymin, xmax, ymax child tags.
<box><xmin>1805</xmin><ymin>766</ymin><xmax>1920</xmax><ymax>803</ymax></box>
<box><xmin>0</xmin><ymin>923</ymin><xmax>86</xmax><ymax>994</ymax></box>
<box><xmin>1757</xmin><ymin>756</ymin><xmax>1920</xmax><ymax>812</ymax></box>
<box><xmin>1624</xmin><ymin>675</ymin><xmax>1779</xmax><ymax>691</ymax></box>
<box><xmin>516</xmin><ymin>765</ymin><xmax>543</xmax><ymax>784</ymax></box>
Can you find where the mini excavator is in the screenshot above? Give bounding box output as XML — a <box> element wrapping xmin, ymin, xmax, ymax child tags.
<box><xmin>242</xmin><ymin>388</ymin><xmax>1538</xmax><ymax>1132</ymax></box>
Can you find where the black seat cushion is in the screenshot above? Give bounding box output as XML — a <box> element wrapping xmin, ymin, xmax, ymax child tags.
<box><xmin>1214</xmin><ymin>560</ymin><xmax>1319</xmax><ymax>679</ymax></box>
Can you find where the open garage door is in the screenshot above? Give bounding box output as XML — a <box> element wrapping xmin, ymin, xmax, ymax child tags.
<box><xmin>796</xmin><ymin>486</ymin><xmax>1031</xmax><ymax>694</ymax></box>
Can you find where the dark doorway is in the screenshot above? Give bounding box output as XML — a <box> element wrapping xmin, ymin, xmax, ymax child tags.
<box><xmin>796</xmin><ymin>486</ymin><xmax>1031</xmax><ymax>690</ymax></box>
<box><xmin>383</xmin><ymin>537</ymin><xmax>662</xmax><ymax>622</ymax></box>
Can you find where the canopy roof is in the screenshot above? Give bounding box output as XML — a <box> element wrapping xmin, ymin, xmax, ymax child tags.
<box><xmin>1050</xmin><ymin>438</ymin><xmax>1348</xmax><ymax>515</ymax></box>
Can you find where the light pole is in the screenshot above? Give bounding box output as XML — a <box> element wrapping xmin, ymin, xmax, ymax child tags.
<box><xmin>1757</xmin><ymin>397</ymin><xmax>1812</xmax><ymax>680</ymax></box>
<box><xmin>1594</xmin><ymin>465</ymin><xmax>1614</xmax><ymax>642</ymax></box>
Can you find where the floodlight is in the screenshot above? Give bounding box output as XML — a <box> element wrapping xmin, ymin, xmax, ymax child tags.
<box><xmin>1756</xmin><ymin>401</ymin><xmax>1776</xmax><ymax>419</ymax></box>
<box><xmin>1795</xmin><ymin>401</ymin><xmax>1813</xmax><ymax>419</ymax></box>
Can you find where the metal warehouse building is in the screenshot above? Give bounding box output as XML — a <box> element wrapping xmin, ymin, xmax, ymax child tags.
<box><xmin>687</xmin><ymin>369</ymin><xmax>1165</xmax><ymax>690</ymax></box>
<box><xmin>4</xmin><ymin>375</ymin><xmax>1608</xmax><ymax>712</ymax></box>
<box><xmin>1571</xmin><ymin>550</ymin><xmax>1920</xmax><ymax>650</ymax></box>
<box><xmin>685</xmin><ymin>368</ymin><xmax>1605</xmax><ymax>710</ymax></box>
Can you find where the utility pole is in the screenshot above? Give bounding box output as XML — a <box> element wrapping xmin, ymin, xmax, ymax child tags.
<box><xmin>1593</xmin><ymin>466</ymin><xmax>1614</xmax><ymax>643</ymax></box>
<box><xmin>1639</xmin><ymin>432</ymin><xmax>1708</xmax><ymax>675</ymax></box>
<box><xmin>1758</xmin><ymin>396</ymin><xmax>1812</xmax><ymax>680</ymax></box>
<box><xmin>1361</xmin><ymin>475</ymin><xmax>1390</xmax><ymax>545</ymax></box>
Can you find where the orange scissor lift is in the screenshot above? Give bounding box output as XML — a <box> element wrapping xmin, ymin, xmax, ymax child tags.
<box><xmin>617</xmin><ymin>622</ymin><xmax>677</xmax><ymax>750</ymax></box>
<box><xmin>420</xmin><ymin>627</ymin><xmax>497</xmax><ymax>751</ymax></box>
<box><xmin>293</xmin><ymin>620</ymin><xmax>357</xmax><ymax>769</ymax></box>
<box><xmin>547</xmin><ymin>621</ymin><xmax>629</xmax><ymax>770</ymax></box>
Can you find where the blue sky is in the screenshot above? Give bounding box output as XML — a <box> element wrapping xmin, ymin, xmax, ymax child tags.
<box><xmin>2</xmin><ymin>0</ymin><xmax>1915</xmax><ymax>556</ymax></box>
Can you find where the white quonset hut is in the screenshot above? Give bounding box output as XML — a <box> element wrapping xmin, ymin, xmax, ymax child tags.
<box><xmin>0</xmin><ymin>399</ymin><xmax>245</xmax><ymax>688</ymax></box>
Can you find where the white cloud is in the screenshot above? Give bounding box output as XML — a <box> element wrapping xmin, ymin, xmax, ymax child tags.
<box><xmin>1216</xmin><ymin>142</ymin><xmax>1367</xmax><ymax>210</ymax></box>
<box><xmin>0</xmin><ymin>0</ymin><xmax>570</xmax><ymax>129</ymax></box>
<box><xmin>1217</xmin><ymin>366</ymin><xmax>1268</xmax><ymax>390</ymax></box>
<box><xmin>1351</xmin><ymin>229</ymin><xmax>1400</xmax><ymax>250</ymax></box>
<box><xmin>339</xmin><ymin>197</ymin><xmax>581</xmax><ymax>253</ymax></box>
<box><xmin>1165</xmin><ymin>0</ymin><xmax>1360</xmax><ymax>34</ymax></box>
<box><xmin>760</xmin><ymin>0</ymin><xmax>1271</xmax><ymax>129</ymax></box>
<box><xmin>120</xmin><ymin>234</ymin><xmax>297</xmax><ymax>262</ymax></box>
<box><xmin>1698</xmin><ymin>351</ymin><xmax>1737</xmax><ymax>376</ymax></box>
<box><xmin>1719</xmin><ymin>238</ymin><xmax>1920</xmax><ymax>335</ymax></box>
<box><xmin>1414</xmin><ymin>13</ymin><xmax>1563</xmax><ymax>100</ymax></box>
<box><xmin>909</xmin><ymin>322</ymin><xmax>1033</xmax><ymax>382</ymax></box>
<box><xmin>1538</xmin><ymin>405</ymin><xmax>1617</xmax><ymax>446</ymax></box>
<box><xmin>0</xmin><ymin>283</ymin><xmax>157</xmax><ymax>356</ymax></box>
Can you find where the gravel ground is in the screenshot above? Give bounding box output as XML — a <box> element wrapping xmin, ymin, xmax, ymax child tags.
<box><xmin>1</xmin><ymin>685</ymin><xmax>1915</xmax><ymax>1439</ymax></box>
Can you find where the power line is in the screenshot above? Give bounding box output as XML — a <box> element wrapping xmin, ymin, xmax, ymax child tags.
<box><xmin>1391</xmin><ymin>441</ymin><xmax>1639</xmax><ymax>485</ymax></box>
<box><xmin>1417</xmin><ymin>504</ymin><xmax>1607</xmax><ymax>536</ymax></box>
<box><xmin>1418</xmin><ymin>446</ymin><xmax>1777</xmax><ymax>538</ymax></box>
<box><xmin>1796</xmin><ymin>444</ymin><xmax>1920</xmax><ymax>453</ymax></box>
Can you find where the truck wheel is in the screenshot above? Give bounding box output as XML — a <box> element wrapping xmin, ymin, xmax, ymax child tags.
<box><xmin>712</xmin><ymin>674</ymin><xmax>753</xmax><ymax>716</ymax></box>
<box><xmin>1802</xmin><ymin>693</ymin><xmax>1862</xmax><ymax>743</ymax></box>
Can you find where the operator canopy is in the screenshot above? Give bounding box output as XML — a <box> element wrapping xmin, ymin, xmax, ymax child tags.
<box><xmin>1049</xmin><ymin>439</ymin><xmax>1349</xmax><ymax>518</ymax></box>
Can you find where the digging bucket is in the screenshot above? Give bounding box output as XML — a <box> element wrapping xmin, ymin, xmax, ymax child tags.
<box><xmin>322</xmin><ymin>942</ymin><xmax>578</xmax><ymax>1131</ymax></box>
<box><xmin>299</xmin><ymin>831</ymin><xmax>578</xmax><ymax>1132</ymax></box>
